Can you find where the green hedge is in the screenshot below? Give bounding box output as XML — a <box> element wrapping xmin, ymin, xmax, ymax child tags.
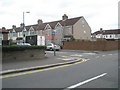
<box><xmin>2</xmin><ymin>45</ymin><xmax>46</xmax><ymax>52</ymax></box>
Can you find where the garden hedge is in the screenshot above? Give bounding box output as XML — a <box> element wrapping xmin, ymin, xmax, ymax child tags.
<box><xmin>2</xmin><ymin>45</ymin><xmax>46</xmax><ymax>52</ymax></box>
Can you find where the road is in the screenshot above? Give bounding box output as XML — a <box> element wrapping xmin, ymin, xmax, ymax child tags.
<box><xmin>2</xmin><ymin>50</ymin><xmax>118</xmax><ymax>89</ymax></box>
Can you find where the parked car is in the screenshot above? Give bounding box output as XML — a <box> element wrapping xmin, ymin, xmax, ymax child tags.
<box><xmin>17</xmin><ymin>43</ymin><xmax>31</xmax><ymax>46</ymax></box>
<box><xmin>46</xmin><ymin>43</ymin><xmax>61</xmax><ymax>51</ymax></box>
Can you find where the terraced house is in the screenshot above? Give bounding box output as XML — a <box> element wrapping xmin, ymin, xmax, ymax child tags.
<box><xmin>92</xmin><ymin>29</ymin><xmax>120</xmax><ymax>41</ymax></box>
<box><xmin>0</xmin><ymin>27</ymin><xmax>9</xmax><ymax>45</ymax></box>
<box><xmin>8</xmin><ymin>14</ymin><xmax>91</xmax><ymax>45</ymax></box>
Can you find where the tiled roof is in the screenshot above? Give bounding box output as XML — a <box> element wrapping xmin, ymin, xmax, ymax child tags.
<box><xmin>93</xmin><ymin>29</ymin><xmax>120</xmax><ymax>35</ymax></box>
<box><xmin>0</xmin><ymin>28</ymin><xmax>9</xmax><ymax>33</ymax></box>
<box><xmin>7</xmin><ymin>16</ymin><xmax>82</xmax><ymax>32</ymax></box>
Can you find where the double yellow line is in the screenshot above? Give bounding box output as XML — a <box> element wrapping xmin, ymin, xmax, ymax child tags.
<box><xmin>0</xmin><ymin>58</ymin><xmax>88</xmax><ymax>79</ymax></box>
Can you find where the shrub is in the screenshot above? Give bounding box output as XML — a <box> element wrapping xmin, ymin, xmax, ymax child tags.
<box><xmin>2</xmin><ymin>45</ymin><xmax>46</xmax><ymax>52</ymax></box>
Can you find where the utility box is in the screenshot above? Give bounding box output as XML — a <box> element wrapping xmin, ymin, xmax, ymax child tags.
<box><xmin>26</xmin><ymin>35</ymin><xmax>45</xmax><ymax>45</ymax></box>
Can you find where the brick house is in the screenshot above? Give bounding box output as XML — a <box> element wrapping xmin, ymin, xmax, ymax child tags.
<box><xmin>92</xmin><ymin>29</ymin><xmax>120</xmax><ymax>40</ymax></box>
<box><xmin>0</xmin><ymin>27</ymin><xmax>9</xmax><ymax>45</ymax></box>
<box><xmin>7</xmin><ymin>14</ymin><xmax>91</xmax><ymax>45</ymax></box>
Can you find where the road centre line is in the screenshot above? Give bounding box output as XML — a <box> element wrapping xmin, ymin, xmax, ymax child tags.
<box><xmin>0</xmin><ymin>59</ymin><xmax>88</xmax><ymax>79</ymax></box>
<box><xmin>65</xmin><ymin>73</ymin><xmax>107</xmax><ymax>89</ymax></box>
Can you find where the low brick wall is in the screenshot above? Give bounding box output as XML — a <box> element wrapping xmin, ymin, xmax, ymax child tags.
<box><xmin>2</xmin><ymin>49</ymin><xmax>45</xmax><ymax>62</ymax></box>
<box><xmin>63</xmin><ymin>41</ymin><xmax>119</xmax><ymax>51</ymax></box>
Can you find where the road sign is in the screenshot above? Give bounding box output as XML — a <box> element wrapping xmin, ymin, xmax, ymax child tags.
<box><xmin>52</xmin><ymin>31</ymin><xmax>55</xmax><ymax>36</ymax></box>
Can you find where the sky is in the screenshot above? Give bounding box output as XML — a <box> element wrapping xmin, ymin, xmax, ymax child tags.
<box><xmin>0</xmin><ymin>0</ymin><xmax>119</xmax><ymax>32</ymax></box>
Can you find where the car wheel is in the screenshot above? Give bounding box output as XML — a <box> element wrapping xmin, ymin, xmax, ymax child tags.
<box><xmin>50</xmin><ymin>48</ymin><xmax>53</xmax><ymax>51</ymax></box>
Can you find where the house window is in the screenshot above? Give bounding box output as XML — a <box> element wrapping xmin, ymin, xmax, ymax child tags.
<box><xmin>45</xmin><ymin>29</ymin><xmax>51</xmax><ymax>36</ymax></box>
<box><xmin>110</xmin><ymin>35</ymin><xmax>112</xmax><ymax>38</ymax></box>
<box><xmin>84</xmin><ymin>31</ymin><xmax>86</xmax><ymax>34</ymax></box>
<box><xmin>30</xmin><ymin>30</ymin><xmax>35</xmax><ymax>35</ymax></box>
<box><xmin>13</xmin><ymin>32</ymin><xmax>16</xmax><ymax>37</ymax></box>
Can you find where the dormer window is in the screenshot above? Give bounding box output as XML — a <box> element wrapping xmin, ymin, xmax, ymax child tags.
<box><xmin>12</xmin><ymin>29</ymin><xmax>16</xmax><ymax>37</ymax></box>
<box><xmin>29</xmin><ymin>27</ymin><xmax>35</xmax><ymax>35</ymax></box>
<box><xmin>30</xmin><ymin>30</ymin><xmax>35</xmax><ymax>35</ymax></box>
<box><xmin>55</xmin><ymin>22</ymin><xmax>62</xmax><ymax>28</ymax></box>
<box><xmin>13</xmin><ymin>32</ymin><xmax>16</xmax><ymax>37</ymax></box>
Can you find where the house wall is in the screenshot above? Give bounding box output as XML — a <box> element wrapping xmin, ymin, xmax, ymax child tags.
<box><xmin>3</xmin><ymin>33</ymin><xmax>8</xmax><ymax>40</ymax></box>
<box><xmin>95</xmin><ymin>34</ymin><xmax>120</xmax><ymax>40</ymax></box>
<box><xmin>73</xmin><ymin>17</ymin><xmax>91</xmax><ymax>40</ymax></box>
<box><xmin>64</xmin><ymin>26</ymin><xmax>72</xmax><ymax>36</ymax></box>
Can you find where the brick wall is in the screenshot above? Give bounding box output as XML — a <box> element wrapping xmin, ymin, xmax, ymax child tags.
<box><xmin>63</xmin><ymin>41</ymin><xmax>119</xmax><ymax>51</ymax></box>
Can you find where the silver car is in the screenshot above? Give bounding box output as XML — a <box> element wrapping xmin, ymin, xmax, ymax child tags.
<box><xmin>46</xmin><ymin>43</ymin><xmax>61</xmax><ymax>51</ymax></box>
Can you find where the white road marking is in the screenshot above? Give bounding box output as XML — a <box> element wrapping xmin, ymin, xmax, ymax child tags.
<box><xmin>108</xmin><ymin>54</ymin><xmax>113</xmax><ymax>55</ymax></box>
<box><xmin>57</xmin><ymin>58</ymin><xmax>63</xmax><ymax>59</ymax></box>
<box><xmin>62</xmin><ymin>58</ymin><xmax>75</xmax><ymax>61</ymax></box>
<box><xmin>102</xmin><ymin>55</ymin><xmax>106</xmax><ymax>57</ymax></box>
<box><xmin>70</xmin><ymin>54</ymin><xmax>83</xmax><ymax>57</ymax></box>
<box><xmin>83</xmin><ymin>53</ymin><xmax>96</xmax><ymax>55</ymax></box>
<box><xmin>66</xmin><ymin>73</ymin><xmax>107</xmax><ymax>89</ymax></box>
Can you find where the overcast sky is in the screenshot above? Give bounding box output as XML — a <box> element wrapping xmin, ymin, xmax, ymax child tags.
<box><xmin>0</xmin><ymin>0</ymin><xmax>119</xmax><ymax>32</ymax></box>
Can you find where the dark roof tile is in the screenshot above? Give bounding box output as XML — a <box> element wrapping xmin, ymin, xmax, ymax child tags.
<box><xmin>93</xmin><ymin>29</ymin><xmax>120</xmax><ymax>35</ymax></box>
<box><xmin>7</xmin><ymin>16</ymin><xmax>82</xmax><ymax>32</ymax></box>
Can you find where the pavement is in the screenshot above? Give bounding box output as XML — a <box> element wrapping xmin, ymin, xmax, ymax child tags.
<box><xmin>1</xmin><ymin>50</ymin><xmax>82</xmax><ymax>75</ymax></box>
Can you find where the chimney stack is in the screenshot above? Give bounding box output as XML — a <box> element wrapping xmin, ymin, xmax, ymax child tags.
<box><xmin>20</xmin><ymin>23</ymin><xmax>25</xmax><ymax>28</ymax></box>
<box><xmin>100</xmin><ymin>28</ymin><xmax>103</xmax><ymax>31</ymax></box>
<box><xmin>12</xmin><ymin>25</ymin><xmax>16</xmax><ymax>29</ymax></box>
<box><xmin>62</xmin><ymin>14</ymin><xmax>68</xmax><ymax>21</ymax></box>
<box><xmin>38</xmin><ymin>19</ymin><xmax>43</xmax><ymax>25</ymax></box>
<box><xmin>2</xmin><ymin>27</ymin><xmax>6</xmax><ymax>30</ymax></box>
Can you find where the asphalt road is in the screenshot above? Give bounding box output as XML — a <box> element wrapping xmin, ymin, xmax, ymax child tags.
<box><xmin>2</xmin><ymin>50</ymin><xmax>118</xmax><ymax>89</ymax></box>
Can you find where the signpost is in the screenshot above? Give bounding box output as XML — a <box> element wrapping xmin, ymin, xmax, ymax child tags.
<box><xmin>52</xmin><ymin>31</ymin><xmax>56</xmax><ymax>56</ymax></box>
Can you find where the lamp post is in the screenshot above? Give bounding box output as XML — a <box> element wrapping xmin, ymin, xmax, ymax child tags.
<box><xmin>23</xmin><ymin>12</ymin><xmax>30</xmax><ymax>27</ymax></box>
<box><xmin>62</xmin><ymin>19</ymin><xmax>66</xmax><ymax>45</ymax></box>
<box><xmin>22</xmin><ymin>11</ymin><xmax>30</xmax><ymax>43</ymax></box>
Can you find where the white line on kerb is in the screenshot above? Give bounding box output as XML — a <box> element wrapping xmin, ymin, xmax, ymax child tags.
<box><xmin>66</xmin><ymin>73</ymin><xmax>107</xmax><ymax>89</ymax></box>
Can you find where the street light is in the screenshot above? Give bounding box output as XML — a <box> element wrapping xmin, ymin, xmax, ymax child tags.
<box><xmin>23</xmin><ymin>11</ymin><xmax>30</xmax><ymax>27</ymax></box>
<box><xmin>62</xmin><ymin>19</ymin><xmax>66</xmax><ymax>44</ymax></box>
<box><xmin>22</xmin><ymin>11</ymin><xmax>30</xmax><ymax>43</ymax></box>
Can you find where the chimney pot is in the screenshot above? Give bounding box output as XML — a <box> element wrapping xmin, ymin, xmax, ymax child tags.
<box><xmin>2</xmin><ymin>27</ymin><xmax>6</xmax><ymax>30</ymax></box>
<box><xmin>12</xmin><ymin>25</ymin><xmax>16</xmax><ymax>29</ymax></box>
<box><xmin>62</xmin><ymin>14</ymin><xmax>68</xmax><ymax>21</ymax></box>
<box><xmin>20</xmin><ymin>23</ymin><xmax>25</xmax><ymax>28</ymax></box>
<box><xmin>38</xmin><ymin>19</ymin><xmax>43</xmax><ymax>25</ymax></box>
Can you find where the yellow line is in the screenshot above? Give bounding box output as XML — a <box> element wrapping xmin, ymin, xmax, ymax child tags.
<box><xmin>0</xmin><ymin>58</ymin><xmax>88</xmax><ymax>79</ymax></box>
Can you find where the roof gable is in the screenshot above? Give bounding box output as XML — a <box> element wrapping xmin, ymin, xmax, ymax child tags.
<box><xmin>44</xmin><ymin>24</ymin><xmax>52</xmax><ymax>30</ymax></box>
<box><xmin>29</xmin><ymin>26</ymin><xmax>35</xmax><ymax>31</ymax></box>
<box><xmin>55</xmin><ymin>22</ymin><xmax>62</xmax><ymax>28</ymax></box>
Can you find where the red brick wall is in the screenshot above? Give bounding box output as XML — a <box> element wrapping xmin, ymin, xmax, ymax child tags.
<box><xmin>3</xmin><ymin>33</ymin><xmax>8</xmax><ymax>40</ymax></box>
<box><xmin>63</xmin><ymin>41</ymin><xmax>119</xmax><ymax>51</ymax></box>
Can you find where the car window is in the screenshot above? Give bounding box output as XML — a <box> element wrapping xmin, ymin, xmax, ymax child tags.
<box><xmin>47</xmin><ymin>44</ymin><xmax>52</xmax><ymax>46</ymax></box>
